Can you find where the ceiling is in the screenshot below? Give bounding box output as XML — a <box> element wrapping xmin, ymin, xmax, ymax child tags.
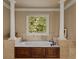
<box><xmin>15</xmin><ymin>0</ymin><xmax>60</xmax><ymax>8</ymax></box>
<box><xmin>3</xmin><ymin>0</ymin><xmax>73</xmax><ymax>8</ymax></box>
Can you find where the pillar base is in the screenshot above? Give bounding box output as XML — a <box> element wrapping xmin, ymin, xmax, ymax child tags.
<box><xmin>8</xmin><ymin>37</ymin><xmax>17</xmax><ymax>40</ymax></box>
<box><xmin>8</xmin><ymin>37</ymin><xmax>22</xmax><ymax>40</ymax></box>
<box><xmin>58</xmin><ymin>37</ymin><xmax>67</xmax><ymax>40</ymax></box>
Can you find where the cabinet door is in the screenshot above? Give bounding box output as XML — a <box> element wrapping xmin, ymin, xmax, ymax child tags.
<box><xmin>15</xmin><ymin>47</ymin><xmax>31</xmax><ymax>58</ymax></box>
<box><xmin>45</xmin><ymin>47</ymin><xmax>60</xmax><ymax>58</ymax></box>
<box><xmin>31</xmin><ymin>48</ymin><xmax>45</xmax><ymax>58</ymax></box>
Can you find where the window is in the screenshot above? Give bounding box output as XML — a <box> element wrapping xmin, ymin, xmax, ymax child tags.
<box><xmin>26</xmin><ymin>15</ymin><xmax>49</xmax><ymax>35</ymax></box>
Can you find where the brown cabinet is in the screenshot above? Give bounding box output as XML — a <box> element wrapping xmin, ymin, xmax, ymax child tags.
<box><xmin>46</xmin><ymin>47</ymin><xmax>60</xmax><ymax>58</ymax></box>
<box><xmin>15</xmin><ymin>47</ymin><xmax>31</xmax><ymax>58</ymax></box>
<box><xmin>15</xmin><ymin>47</ymin><xmax>60</xmax><ymax>58</ymax></box>
<box><xmin>31</xmin><ymin>48</ymin><xmax>45</xmax><ymax>58</ymax></box>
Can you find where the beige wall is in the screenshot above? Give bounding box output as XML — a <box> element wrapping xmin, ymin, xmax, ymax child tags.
<box><xmin>63</xmin><ymin>3</ymin><xmax>76</xmax><ymax>59</ymax></box>
<box><xmin>64</xmin><ymin>4</ymin><xmax>76</xmax><ymax>41</ymax></box>
<box><xmin>3</xmin><ymin>6</ymin><xmax>10</xmax><ymax>39</ymax></box>
<box><xmin>15</xmin><ymin>11</ymin><xmax>60</xmax><ymax>40</ymax></box>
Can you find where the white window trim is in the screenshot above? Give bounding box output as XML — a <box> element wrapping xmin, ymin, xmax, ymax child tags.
<box><xmin>26</xmin><ymin>14</ymin><xmax>49</xmax><ymax>35</ymax></box>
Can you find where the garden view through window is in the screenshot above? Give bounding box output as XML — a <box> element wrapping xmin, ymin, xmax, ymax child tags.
<box><xmin>28</xmin><ymin>16</ymin><xmax>46</xmax><ymax>33</ymax></box>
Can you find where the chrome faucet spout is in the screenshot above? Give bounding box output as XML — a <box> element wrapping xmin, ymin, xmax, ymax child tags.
<box><xmin>49</xmin><ymin>40</ymin><xmax>56</xmax><ymax>46</ymax></box>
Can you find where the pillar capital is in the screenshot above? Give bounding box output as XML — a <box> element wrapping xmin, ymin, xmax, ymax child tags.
<box><xmin>60</xmin><ymin>0</ymin><xmax>64</xmax><ymax>3</ymax></box>
<box><xmin>9</xmin><ymin>0</ymin><xmax>16</xmax><ymax>4</ymax></box>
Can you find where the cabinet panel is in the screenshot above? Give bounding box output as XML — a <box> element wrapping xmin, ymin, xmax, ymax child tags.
<box><xmin>31</xmin><ymin>48</ymin><xmax>45</xmax><ymax>58</ymax></box>
<box><xmin>45</xmin><ymin>47</ymin><xmax>60</xmax><ymax>58</ymax></box>
<box><xmin>15</xmin><ymin>47</ymin><xmax>31</xmax><ymax>58</ymax></box>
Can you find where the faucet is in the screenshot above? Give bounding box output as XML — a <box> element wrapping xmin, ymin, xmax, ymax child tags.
<box><xmin>49</xmin><ymin>40</ymin><xmax>56</xmax><ymax>46</ymax></box>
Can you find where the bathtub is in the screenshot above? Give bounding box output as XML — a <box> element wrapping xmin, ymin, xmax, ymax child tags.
<box><xmin>15</xmin><ymin>40</ymin><xmax>59</xmax><ymax>47</ymax></box>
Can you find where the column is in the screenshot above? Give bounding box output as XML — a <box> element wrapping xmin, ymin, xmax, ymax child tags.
<box><xmin>59</xmin><ymin>0</ymin><xmax>65</xmax><ymax>39</ymax></box>
<box><xmin>9</xmin><ymin>0</ymin><xmax>16</xmax><ymax>40</ymax></box>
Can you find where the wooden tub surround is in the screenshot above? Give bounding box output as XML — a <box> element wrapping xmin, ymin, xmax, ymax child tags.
<box><xmin>15</xmin><ymin>47</ymin><xmax>60</xmax><ymax>58</ymax></box>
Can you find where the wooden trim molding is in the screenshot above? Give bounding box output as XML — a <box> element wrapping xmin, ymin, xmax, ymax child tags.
<box><xmin>15</xmin><ymin>8</ymin><xmax>60</xmax><ymax>11</ymax></box>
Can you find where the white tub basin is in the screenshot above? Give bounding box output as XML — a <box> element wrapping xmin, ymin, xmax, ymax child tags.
<box><xmin>15</xmin><ymin>40</ymin><xmax>59</xmax><ymax>47</ymax></box>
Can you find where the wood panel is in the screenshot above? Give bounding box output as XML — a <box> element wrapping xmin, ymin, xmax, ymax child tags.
<box><xmin>15</xmin><ymin>47</ymin><xmax>60</xmax><ymax>58</ymax></box>
<box><xmin>31</xmin><ymin>47</ymin><xmax>45</xmax><ymax>58</ymax></box>
<box><xmin>15</xmin><ymin>47</ymin><xmax>31</xmax><ymax>58</ymax></box>
<box><xmin>45</xmin><ymin>47</ymin><xmax>60</xmax><ymax>58</ymax></box>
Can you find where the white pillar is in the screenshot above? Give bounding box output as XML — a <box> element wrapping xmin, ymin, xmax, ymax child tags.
<box><xmin>9</xmin><ymin>0</ymin><xmax>16</xmax><ymax>40</ymax></box>
<box><xmin>59</xmin><ymin>0</ymin><xmax>65</xmax><ymax>39</ymax></box>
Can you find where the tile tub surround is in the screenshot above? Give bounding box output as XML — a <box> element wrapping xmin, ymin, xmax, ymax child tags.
<box><xmin>3</xmin><ymin>40</ymin><xmax>15</xmax><ymax>59</ymax></box>
<box><xmin>58</xmin><ymin>40</ymin><xmax>76</xmax><ymax>59</ymax></box>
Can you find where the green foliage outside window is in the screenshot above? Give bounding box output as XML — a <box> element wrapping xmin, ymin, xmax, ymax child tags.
<box><xmin>28</xmin><ymin>16</ymin><xmax>46</xmax><ymax>33</ymax></box>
